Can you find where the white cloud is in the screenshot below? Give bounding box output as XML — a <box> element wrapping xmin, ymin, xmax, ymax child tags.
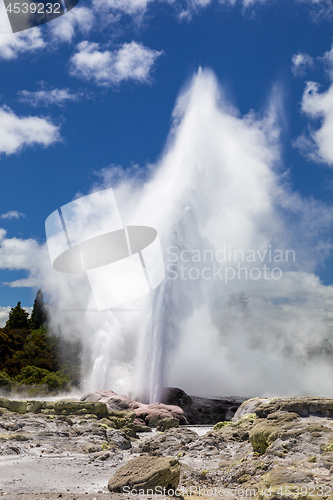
<box><xmin>177</xmin><ymin>0</ymin><xmax>212</xmax><ymax>20</ymax></box>
<box><xmin>0</xmin><ymin>27</ymin><xmax>45</xmax><ymax>60</ymax></box>
<box><xmin>92</xmin><ymin>0</ymin><xmax>270</xmax><ymax>19</ymax></box>
<box><xmin>322</xmin><ymin>43</ymin><xmax>333</xmax><ymax>80</ymax></box>
<box><xmin>0</xmin><ymin>211</ymin><xmax>25</xmax><ymax>220</ymax></box>
<box><xmin>291</xmin><ymin>52</ymin><xmax>314</xmax><ymax>76</ymax></box>
<box><xmin>0</xmin><ymin>229</ymin><xmax>41</xmax><ymax>270</ymax></box>
<box><xmin>300</xmin><ymin>0</ymin><xmax>333</xmax><ymax>18</ymax></box>
<box><xmin>18</xmin><ymin>88</ymin><xmax>81</xmax><ymax>107</ymax></box>
<box><xmin>92</xmin><ymin>0</ymin><xmax>155</xmax><ymax>15</ymax></box>
<box><xmin>70</xmin><ymin>41</ymin><xmax>163</xmax><ymax>86</ymax></box>
<box><xmin>3</xmin><ymin>278</ymin><xmax>41</xmax><ymax>287</ymax></box>
<box><xmin>49</xmin><ymin>6</ymin><xmax>95</xmax><ymax>43</ymax></box>
<box><xmin>0</xmin><ymin>306</ymin><xmax>11</xmax><ymax>328</ymax></box>
<box><xmin>0</xmin><ymin>106</ymin><xmax>60</xmax><ymax>155</ymax></box>
<box><xmin>297</xmin><ymin>81</ymin><xmax>333</xmax><ymax>165</ymax></box>
<box><xmin>219</xmin><ymin>0</ymin><xmax>270</xmax><ymax>5</ymax></box>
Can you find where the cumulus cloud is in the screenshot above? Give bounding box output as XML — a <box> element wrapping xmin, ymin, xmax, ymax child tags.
<box><xmin>91</xmin><ymin>0</ymin><xmax>269</xmax><ymax>22</ymax></box>
<box><xmin>0</xmin><ymin>211</ymin><xmax>25</xmax><ymax>220</ymax></box>
<box><xmin>0</xmin><ymin>229</ymin><xmax>43</xmax><ymax>325</ymax></box>
<box><xmin>296</xmin><ymin>81</ymin><xmax>333</xmax><ymax>165</ymax></box>
<box><xmin>0</xmin><ymin>0</ymin><xmax>93</xmax><ymax>59</ymax></box>
<box><xmin>92</xmin><ymin>0</ymin><xmax>156</xmax><ymax>15</ymax></box>
<box><xmin>322</xmin><ymin>43</ymin><xmax>333</xmax><ymax>80</ymax></box>
<box><xmin>177</xmin><ymin>0</ymin><xmax>212</xmax><ymax>20</ymax></box>
<box><xmin>0</xmin><ymin>106</ymin><xmax>60</xmax><ymax>155</ymax></box>
<box><xmin>49</xmin><ymin>6</ymin><xmax>95</xmax><ymax>43</ymax></box>
<box><xmin>0</xmin><ymin>28</ymin><xmax>45</xmax><ymax>60</ymax></box>
<box><xmin>0</xmin><ymin>229</ymin><xmax>42</xmax><ymax>270</ymax></box>
<box><xmin>291</xmin><ymin>52</ymin><xmax>314</xmax><ymax>76</ymax></box>
<box><xmin>0</xmin><ymin>306</ymin><xmax>11</xmax><ymax>328</ymax></box>
<box><xmin>3</xmin><ymin>278</ymin><xmax>41</xmax><ymax>287</ymax></box>
<box><xmin>18</xmin><ymin>88</ymin><xmax>81</xmax><ymax>107</ymax></box>
<box><xmin>70</xmin><ymin>41</ymin><xmax>163</xmax><ymax>86</ymax></box>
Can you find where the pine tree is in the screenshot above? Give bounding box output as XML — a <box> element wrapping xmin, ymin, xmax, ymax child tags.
<box><xmin>5</xmin><ymin>302</ymin><xmax>30</xmax><ymax>330</ymax></box>
<box><xmin>29</xmin><ymin>289</ymin><xmax>47</xmax><ymax>330</ymax></box>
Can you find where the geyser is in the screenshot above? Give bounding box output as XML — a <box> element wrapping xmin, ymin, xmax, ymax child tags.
<box><xmin>41</xmin><ymin>69</ymin><xmax>333</xmax><ymax>401</ymax></box>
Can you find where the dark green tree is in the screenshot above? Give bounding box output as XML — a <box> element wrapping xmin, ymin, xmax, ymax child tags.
<box><xmin>29</xmin><ymin>289</ymin><xmax>47</xmax><ymax>330</ymax></box>
<box><xmin>5</xmin><ymin>302</ymin><xmax>29</xmax><ymax>330</ymax></box>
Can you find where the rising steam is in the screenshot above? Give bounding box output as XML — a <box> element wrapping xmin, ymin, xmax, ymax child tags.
<box><xmin>40</xmin><ymin>69</ymin><xmax>333</xmax><ymax>400</ymax></box>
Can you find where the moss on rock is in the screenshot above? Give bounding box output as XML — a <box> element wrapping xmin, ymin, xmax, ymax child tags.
<box><xmin>249</xmin><ymin>412</ymin><xmax>300</xmax><ymax>454</ymax></box>
<box><xmin>214</xmin><ymin>421</ymin><xmax>232</xmax><ymax>430</ymax></box>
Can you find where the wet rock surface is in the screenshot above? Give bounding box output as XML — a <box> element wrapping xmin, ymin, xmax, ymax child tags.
<box><xmin>1</xmin><ymin>394</ymin><xmax>333</xmax><ymax>498</ymax></box>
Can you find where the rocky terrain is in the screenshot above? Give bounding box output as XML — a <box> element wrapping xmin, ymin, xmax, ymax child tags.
<box><xmin>1</xmin><ymin>392</ymin><xmax>333</xmax><ymax>499</ymax></box>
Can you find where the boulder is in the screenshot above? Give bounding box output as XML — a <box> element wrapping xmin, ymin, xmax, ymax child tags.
<box><xmin>138</xmin><ymin>427</ymin><xmax>199</xmax><ymax>455</ymax></box>
<box><xmin>254</xmin><ymin>397</ymin><xmax>333</xmax><ymax>419</ymax></box>
<box><xmin>161</xmin><ymin>387</ymin><xmax>193</xmax><ymax>406</ymax></box>
<box><xmin>136</xmin><ymin>402</ymin><xmax>187</xmax><ymax>426</ymax></box>
<box><xmin>234</xmin><ymin>397</ymin><xmax>333</xmax><ymax>423</ymax></box>
<box><xmin>157</xmin><ymin>417</ymin><xmax>179</xmax><ymax>431</ymax></box>
<box><xmin>106</xmin><ymin>429</ymin><xmax>131</xmax><ymax>450</ymax></box>
<box><xmin>161</xmin><ymin>388</ymin><xmax>247</xmax><ymax>424</ymax></box>
<box><xmin>249</xmin><ymin>411</ymin><xmax>300</xmax><ymax>454</ymax></box>
<box><xmin>232</xmin><ymin>398</ymin><xmax>270</xmax><ymax>422</ymax></box>
<box><xmin>81</xmin><ymin>390</ymin><xmax>138</xmax><ymax>411</ymax></box>
<box><xmin>265</xmin><ymin>465</ymin><xmax>313</xmax><ymax>486</ymax></box>
<box><xmin>81</xmin><ymin>390</ymin><xmax>188</xmax><ymax>427</ymax></box>
<box><xmin>133</xmin><ymin>417</ymin><xmax>151</xmax><ymax>433</ymax></box>
<box><xmin>108</xmin><ymin>455</ymin><xmax>181</xmax><ymax>493</ymax></box>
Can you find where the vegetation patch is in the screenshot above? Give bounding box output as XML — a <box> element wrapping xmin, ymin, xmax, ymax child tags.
<box><xmin>0</xmin><ymin>292</ymin><xmax>81</xmax><ymax>395</ymax></box>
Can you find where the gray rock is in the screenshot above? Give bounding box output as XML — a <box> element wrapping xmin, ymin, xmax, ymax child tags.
<box><xmin>108</xmin><ymin>455</ymin><xmax>181</xmax><ymax>493</ymax></box>
<box><xmin>266</xmin><ymin>465</ymin><xmax>314</xmax><ymax>485</ymax></box>
<box><xmin>106</xmin><ymin>429</ymin><xmax>131</xmax><ymax>450</ymax></box>
<box><xmin>161</xmin><ymin>388</ymin><xmax>247</xmax><ymax>424</ymax></box>
<box><xmin>138</xmin><ymin>427</ymin><xmax>199</xmax><ymax>455</ymax></box>
<box><xmin>232</xmin><ymin>398</ymin><xmax>271</xmax><ymax>422</ymax></box>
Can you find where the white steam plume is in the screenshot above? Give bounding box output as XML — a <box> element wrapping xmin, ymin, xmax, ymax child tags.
<box><xmin>39</xmin><ymin>68</ymin><xmax>333</xmax><ymax>400</ymax></box>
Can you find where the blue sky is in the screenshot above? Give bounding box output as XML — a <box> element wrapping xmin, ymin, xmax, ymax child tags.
<box><xmin>1</xmin><ymin>0</ymin><xmax>333</xmax><ymax>324</ymax></box>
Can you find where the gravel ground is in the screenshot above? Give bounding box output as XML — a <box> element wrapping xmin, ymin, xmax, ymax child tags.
<box><xmin>0</xmin><ymin>453</ymin><xmax>115</xmax><ymax>497</ymax></box>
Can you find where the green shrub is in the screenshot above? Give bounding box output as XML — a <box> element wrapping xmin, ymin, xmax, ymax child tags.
<box><xmin>16</xmin><ymin>366</ymin><xmax>50</xmax><ymax>384</ymax></box>
<box><xmin>42</xmin><ymin>372</ymin><xmax>67</xmax><ymax>390</ymax></box>
<box><xmin>0</xmin><ymin>370</ymin><xmax>14</xmax><ymax>390</ymax></box>
<box><xmin>16</xmin><ymin>366</ymin><xmax>69</xmax><ymax>392</ymax></box>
